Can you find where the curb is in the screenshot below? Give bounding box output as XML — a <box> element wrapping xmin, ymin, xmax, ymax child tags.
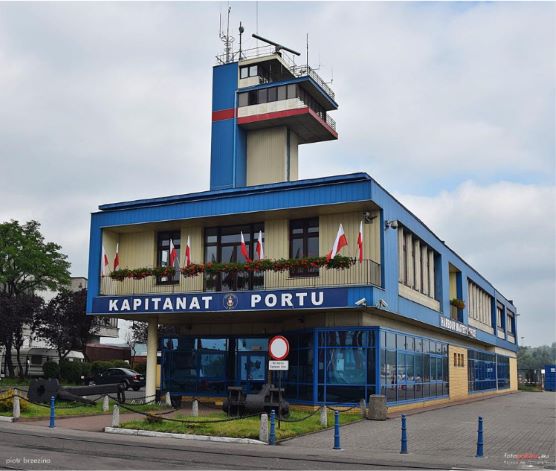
<box><xmin>104</xmin><ymin>427</ymin><xmax>266</xmax><ymax>445</ymax></box>
<box><xmin>0</xmin><ymin>416</ymin><xmax>14</xmax><ymax>423</ymax></box>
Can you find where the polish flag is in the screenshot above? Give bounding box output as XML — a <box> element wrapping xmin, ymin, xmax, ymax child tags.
<box><xmin>113</xmin><ymin>243</ymin><xmax>120</xmax><ymax>271</ymax></box>
<box><xmin>357</xmin><ymin>221</ymin><xmax>363</xmax><ymax>263</ymax></box>
<box><xmin>326</xmin><ymin>224</ymin><xmax>348</xmax><ymax>261</ymax></box>
<box><xmin>256</xmin><ymin>230</ymin><xmax>264</xmax><ymax>260</ymax></box>
<box><xmin>185</xmin><ymin>235</ymin><xmax>191</xmax><ymax>267</ymax></box>
<box><xmin>240</xmin><ymin>231</ymin><xmax>252</xmax><ymax>262</ymax></box>
<box><xmin>169</xmin><ymin>239</ymin><xmax>178</xmax><ymax>267</ymax></box>
<box><xmin>101</xmin><ymin>245</ymin><xmax>109</xmax><ymax>275</ymax></box>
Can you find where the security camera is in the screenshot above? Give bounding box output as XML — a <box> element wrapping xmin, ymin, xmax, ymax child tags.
<box><xmin>390</xmin><ymin>221</ymin><xmax>398</xmax><ymax>229</ymax></box>
<box><xmin>376</xmin><ymin>298</ymin><xmax>389</xmax><ymax>309</ymax></box>
<box><xmin>355</xmin><ymin>298</ymin><xmax>367</xmax><ymax>306</ymax></box>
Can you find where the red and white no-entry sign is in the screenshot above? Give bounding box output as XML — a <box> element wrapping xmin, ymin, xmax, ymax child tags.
<box><xmin>268</xmin><ymin>335</ymin><xmax>289</xmax><ymax>361</ymax></box>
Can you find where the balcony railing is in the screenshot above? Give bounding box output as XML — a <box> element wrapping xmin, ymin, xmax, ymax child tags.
<box><xmin>99</xmin><ymin>259</ymin><xmax>381</xmax><ymax>297</ymax></box>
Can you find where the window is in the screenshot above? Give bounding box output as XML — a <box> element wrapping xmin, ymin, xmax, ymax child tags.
<box><xmin>468</xmin><ymin>281</ymin><xmax>493</xmax><ymax>326</ymax></box>
<box><xmin>467</xmin><ymin>350</ymin><xmax>497</xmax><ymax>392</ymax></box>
<box><xmin>238</xmin><ymin>92</ymin><xmax>249</xmax><ymax>107</ymax></box>
<box><xmin>204</xmin><ymin>223</ymin><xmax>264</xmax><ymax>291</ymax></box>
<box><xmin>267</xmin><ymin>87</ymin><xmax>277</xmax><ymax>103</ymax></box>
<box><xmin>507</xmin><ymin>312</ymin><xmax>515</xmax><ymax>335</ymax></box>
<box><xmin>398</xmin><ymin>227</ymin><xmax>436</xmax><ymax>299</ymax></box>
<box><xmin>239</xmin><ymin>65</ymin><xmax>258</xmax><ymax>79</ymax></box>
<box><xmin>277</xmin><ymin>85</ymin><xmax>287</xmax><ymax>101</ymax></box>
<box><xmin>496</xmin><ymin>304</ymin><xmax>504</xmax><ymax>329</ymax></box>
<box><xmin>380</xmin><ymin>330</ymin><xmax>448</xmax><ymax>403</ymax></box>
<box><xmin>289</xmin><ymin>218</ymin><xmax>319</xmax><ymax>277</ymax></box>
<box><xmin>257</xmin><ymin>88</ymin><xmax>267</xmax><ymax>104</ymax></box>
<box><xmin>157</xmin><ymin>231</ymin><xmax>180</xmax><ymax>284</ymax></box>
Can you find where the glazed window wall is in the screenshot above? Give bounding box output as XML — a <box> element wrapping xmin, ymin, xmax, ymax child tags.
<box><xmin>467</xmin><ymin>350</ymin><xmax>497</xmax><ymax>392</ymax></box>
<box><xmin>497</xmin><ymin>355</ymin><xmax>510</xmax><ymax>390</ymax></box>
<box><xmin>380</xmin><ymin>330</ymin><xmax>449</xmax><ymax>404</ymax></box>
<box><xmin>317</xmin><ymin>330</ymin><xmax>377</xmax><ymax>404</ymax></box>
<box><xmin>282</xmin><ymin>332</ymin><xmax>315</xmax><ymax>402</ymax></box>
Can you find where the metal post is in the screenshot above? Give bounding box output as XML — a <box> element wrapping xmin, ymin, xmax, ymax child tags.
<box><xmin>400</xmin><ymin>414</ymin><xmax>408</xmax><ymax>454</ymax></box>
<box><xmin>269</xmin><ymin>409</ymin><xmax>276</xmax><ymax>445</ymax></box>
<box><xmin>333</xmin><ymin>410</ymin><xmax>341</xmax><ymax>450</ymax></box>
<box><xmin>476</xmin><ymin>416</ymin><xmax>484</xmax><ymax>458</ymax></box>
<box><xmin>49</xmin><ymin>395</ymin><xmax>55</xmax><ymax>429</ymax></box>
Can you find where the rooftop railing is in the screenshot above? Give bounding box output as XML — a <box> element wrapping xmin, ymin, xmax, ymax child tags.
<box><xmin>99</xmin><ymin>259</ymin><xmax>381</xmax><ymax>297</ymax></box>
<box><xmin>216</xmin><ymin>46</ymin><xmax>335</xmax><ymax>102</ymax></box>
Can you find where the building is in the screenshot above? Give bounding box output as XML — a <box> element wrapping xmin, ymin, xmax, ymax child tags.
<box><xmin>86</xmin><ymin>34</ymin><xmax>518</xmax><ymax>411</ymax></box>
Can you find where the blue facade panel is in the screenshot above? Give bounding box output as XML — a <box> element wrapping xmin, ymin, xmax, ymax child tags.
<box><xmin>212</xmin><ymin>63</ymin><xmax>238</xmax><ymax>111</ymax></box>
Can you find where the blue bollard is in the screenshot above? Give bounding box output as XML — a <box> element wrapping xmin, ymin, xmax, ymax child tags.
<box><xmin>476</xmin><ymin>416</ymin><xmax>484</xmax><ymax>458</ymax></box>
<box><xmin>400</xmin><ymin>414</ymin><xmax>408</xmax><ymax>454</ymax></box>
<box><xmin>333</xmin><ymin>410</ymin><xmax>341</xmax><ymax>450</ymax></box>
<box><xmin>49</xmin><ymin>395</ymin><xmax>55</xmax><ymax>429</ymax></box>
<box><xmin>269</xmin><ymin>409</ymin><xmax>276</xmax><ymax>445</ymax></box>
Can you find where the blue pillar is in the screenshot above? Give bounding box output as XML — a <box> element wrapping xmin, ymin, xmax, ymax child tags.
<box><xmin>476</xmin><ymin>416</ymin><xmax>484</xmax><ymax>457</ymax></box>
<box><xmin>400</xmin><ymin>414</ymin><xmax>408</xmax><ymax>454</ymax></box>
<box><xmin>333</xmin><ymin>410</ymin><xmax>341</xmax><ymax>450</ymax></box>
<box><xmin>49</xmin><ymin>396</ymin><xmax>55</xmax><ymax>428</ymax></box>
<box><xmin>269</xmin><ymin>409</ymin><xmax>276</xmax><ymax>445</ymax></box>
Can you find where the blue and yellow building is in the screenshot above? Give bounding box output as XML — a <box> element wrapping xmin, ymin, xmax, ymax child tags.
<box><xmin>87</xmin><ymin>39</ymin><xmax>518</xmax><ymax>411</ymax></box>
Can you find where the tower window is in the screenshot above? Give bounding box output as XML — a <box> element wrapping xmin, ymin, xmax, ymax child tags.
<box><xmin>289</xmin><ymin>218</ymin><xmax>319</xmax><ymax>277</ymax></box>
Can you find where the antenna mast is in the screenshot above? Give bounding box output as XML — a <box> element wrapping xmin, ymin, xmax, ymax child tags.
<box><xmin>219</xmin><ymin>5</ymin><xmax>235</xmax><ymax>63</ymax></box>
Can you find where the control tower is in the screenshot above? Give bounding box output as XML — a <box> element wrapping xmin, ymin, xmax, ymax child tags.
<box><xmin>210</xmin><ymin>29</ymin><xmax>338</xmax><ymax>190</ymax></box>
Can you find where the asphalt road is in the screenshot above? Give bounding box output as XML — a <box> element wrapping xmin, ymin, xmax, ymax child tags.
<box><xmin>0</xmin><ymin>423</ymin><xmax>443</xmax><ymax>470</ymax></box>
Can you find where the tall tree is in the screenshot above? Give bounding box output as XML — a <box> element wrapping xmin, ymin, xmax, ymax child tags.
<box><xmin>0</xmin><ymin>220</ymin><xmax>70</xmax><ymax>376</ymax></box>
<box><xmin>34</xmin><ymin>289</ymin><xmax>99</xmax><ymax>363</ymax></box>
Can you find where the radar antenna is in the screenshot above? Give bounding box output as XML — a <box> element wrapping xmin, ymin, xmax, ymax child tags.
<box><xmin>251</xmin><ymin>33</ymin><xmax>301</xmax><ymax>56</ymax></box>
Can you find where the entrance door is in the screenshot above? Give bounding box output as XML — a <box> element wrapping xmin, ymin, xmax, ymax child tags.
<box><xmin>237</xmin><ymin>352</ymin><xmax>267</xmax><ymax>393</ymax></box>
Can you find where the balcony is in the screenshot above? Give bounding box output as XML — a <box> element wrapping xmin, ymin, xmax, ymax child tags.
<box><xmin>99</xmin><ymin>259</ymin><xmax>381</xmax><ymax>297</ymax></box>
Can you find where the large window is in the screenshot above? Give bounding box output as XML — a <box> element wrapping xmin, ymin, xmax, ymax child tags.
<box><xmin>380</xmin><ymin>330</ymin><xmax>448</xmax><ymax>403</ymax></box>
<box><xmin>157</xmin><ymin>231</ymin><xmax>180</xmax><ymax>284</ymax></box>
<box><xmin>397</xmin><ymin>227</ymin><xmax>437</xmax><ymax>299</ymax></box>
<box><xmin>468</xmin><ymin>281</ymin><xmax>493</xmax><ymax>327</ymax></box>
<box><xmin>289</xmin><ymin>218</ymin><xmax>319</xmax><ymax>277</ymax></box>
<box><xmin>204</xmin><ymin>223</ymin><xmax>264</xmax><ymax>291</ymax></box>
<box><xmin>507</xmin><ymin>311</ymin><xmax>515</xmax><ymax>335</ymax></box>
<box><xmin>497</xmin><ymin>355</ymin><xmax>510</xmax><ymax>390</ymax></box>
<box><xmin>317</xmin><ymin>330</ymin><xmax>377</xmax><ymax>403</ymax></box>
<box><xmin>467</xmin><ymin>350</ymin><xmax>497</xmax><ymax>392</ymax></box>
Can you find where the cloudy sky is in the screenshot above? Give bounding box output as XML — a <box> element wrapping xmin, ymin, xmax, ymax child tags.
<box><xmin>0</xmin><ymin>2</ymin><xmax>553</xmax><ymax>346</ymax></box>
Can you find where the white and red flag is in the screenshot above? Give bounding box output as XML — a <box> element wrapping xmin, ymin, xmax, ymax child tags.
<box><xmin>357</xmin><ymin>221</ymin><xmax>363</xmax><ymax>263</ymax></box>
<box><xmin>169</xmin><ymin>239</ymin><xmax>178</xmax><ymax>267</ymax></box>
<box><xmin>326</xmin><ymin>224</ymin><xmax>348</xmax><ymax>262</ymax></box>
<box><xmin>101</xmin><ymin>245</ymin><xmax>109</xmax><ymax>275</ymax></box>
<box><xmin>240</xmin><ymin>231</ymin><xmax>252</xmax><ymax>262</ymax></box>
<box><xmin>185</xmin><ymin>235</ymin><xmax>191</xmax><ymax>267</ymax></box>
<box><xmin>113</xmin><ymin>243</ymin><xmax>120</xmax><ymax>271</ymax></box>
<box><xmin>256</xmin><ymin>230</ymin><xmax>264</xmax><ymax>260</ymax></box>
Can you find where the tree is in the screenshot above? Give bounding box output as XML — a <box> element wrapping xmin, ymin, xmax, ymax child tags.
<box><xmin>0</xmin><ymin>220</ymin><xmax>70</xmax><ymax>376</ymax></box>
<box><xmin>34</xmin><ymin>289</ymin><xmax>99</xmax><ymax>363</ymax></box>
<box><xmin>129</xmin><ymin>320</ymin><xmax>176</xmax><ymax>346</ymax></box>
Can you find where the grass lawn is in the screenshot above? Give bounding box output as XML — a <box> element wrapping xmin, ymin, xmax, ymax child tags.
<box><xmin>119</xmin><ymin>409</ymin><xmax>362</xmax><ymax>441</ymax></box>
<box><xmin>518</xmin><ymin>384</ymin><xmax>543</xmax><ymax>392</ymax></box>
<box><xmin>0</xmin><ymin>397</ymin><xmax>169</xmax><ymax>419</ymax></box>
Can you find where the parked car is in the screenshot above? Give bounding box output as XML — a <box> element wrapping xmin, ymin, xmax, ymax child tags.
<box><xmin>92</xmin><ymin>368</ymin><xmax>145</xmax><ymax>391</ymax></box>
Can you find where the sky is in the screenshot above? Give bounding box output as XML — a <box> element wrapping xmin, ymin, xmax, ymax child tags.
<box><xmin>0</xmin><ymin>2</ymin><xmax>554</xmax><ymax>346</ymax></box>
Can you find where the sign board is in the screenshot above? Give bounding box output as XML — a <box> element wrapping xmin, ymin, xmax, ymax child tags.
<box><xmin>91</xmin><ymin>287</ymin><xmax>349</xmax><ymax>314</ymax></box>
<box><xmin>269</xmin><ymin>360</ymin><xmax>289</xmax><ymax>371</ymax></box>
<box><xmin>269</xmin><ymin>335</ymin><xmax>289</xmax><ymax>361</ymax></box>
<box><xmin>439</xmin><ymin>316</ymin><xmax>477</xmax><ymax>338</ymax></box>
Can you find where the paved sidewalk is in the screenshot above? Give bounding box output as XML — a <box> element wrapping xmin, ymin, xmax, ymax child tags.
<box><xmin>282</xmin><ymin>391</ymin><xmax>556</xmax><ymax>469</ymax></box>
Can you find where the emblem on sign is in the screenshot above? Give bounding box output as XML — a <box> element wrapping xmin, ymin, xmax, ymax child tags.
<box><xmin>223</xmin><ymin>293</ymin><xmax>238</xmax><ymax>310</ymax></box>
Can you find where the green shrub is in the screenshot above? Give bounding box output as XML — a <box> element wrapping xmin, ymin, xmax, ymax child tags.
<box><xmin>42</xmin><ymin>361</ymin><xmax>60</xmax><ymax>379</ymax></box>
<box><xmin>110</xmin><ymin>360</ymin><xmax>130</xmax><ymax>369</ymax></box>
<box><xmin>0</xmin><ymin>389</ymin><xmax>30</xmax><ymax>413</ymax></box>
<box><xmin>133</xmin><ymin>363</ymin><xmax>146</xmax><ymax>374</ymax></box>
<box><xmin>80</xmin><ymin>362</ymin><xmax>92</xmax><ymax>378</ymax></box>
<box><xmin>60</xmin><ymin>360</ymin><xmax>82</xmax><ymax>384</ymax></box>
<box><xmin>91</xmin><ymin>361</ymin><xmax>113</xmax><ymax>376</ymax></box>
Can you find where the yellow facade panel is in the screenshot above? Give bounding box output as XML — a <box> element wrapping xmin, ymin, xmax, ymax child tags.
<box><xmin>448</xmin><ymin>345</ymin><xmax>469</xmax><ymax>400</ymax></box>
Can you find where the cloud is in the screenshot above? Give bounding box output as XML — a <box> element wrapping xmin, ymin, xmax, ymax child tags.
<box><xmin>397</xmin><ymin>181</ymin><xmax>556</xmax><ymax>346</ymax></box>
<box><xmin>0</xmin><ymin>2</ymin><xmax>553</xmax><ymax>346</ymax></box>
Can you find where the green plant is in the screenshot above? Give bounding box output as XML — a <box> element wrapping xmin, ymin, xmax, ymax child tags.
<box><xmin>42</xmin><ymin>361</ymin><xmax>60</xmax><ymax>379</ymax></box>
<box><xmin>90</xmin><ymin>360</ymin><xmax>114</xmax><ymax>376</ymax></box>
<box><xmin>450</xmin><ymin>298</ymin><xmax>465</xmax><ymax>310</ymax></box>
<box><xmin>0</xmin><ymin>389</ymin><xmax>30</xmax><ymax>413</ymax></box>
<box><xmin>60</xmin><ymin>360</ymin><xmax>82</xmax><ymax>384</ymax></box>
<box><xmin>80</xmin><ymin>361</ymin><xmax>92</xmax><ymax>378</ymax></box>
<box><xmin>133</xmin><ymin>362</ymin><xmax>146</xmax><ymax>374</ymax></box>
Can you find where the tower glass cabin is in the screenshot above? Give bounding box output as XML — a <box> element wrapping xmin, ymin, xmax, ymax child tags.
<box><xmin>210</xmin><ymin>46</ymin><xmax>338</xmax><ymax>190</ymax></box>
